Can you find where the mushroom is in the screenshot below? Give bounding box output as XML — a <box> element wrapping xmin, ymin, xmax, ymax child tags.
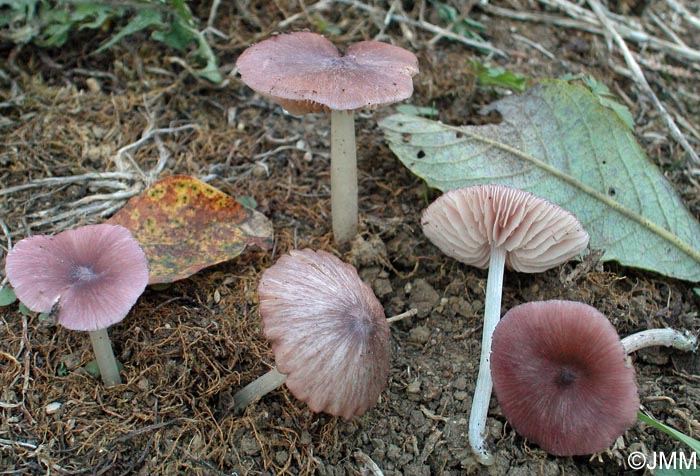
<box><xmin>5</xmin><ymin>224</ymin><xmax>149</xmax><ymax>386</ymax></box>
<box><xmin>236</xmin><ymin>32</ymin><xmax>419</xmax><ymax>243</ymax></box>
<box><xmin>421</xmin><ymin>184</ymin><xmax>589</xmax><ymax>464</ymax></box>
<box><xmin>233</xmin><ymin>248</ymin><xmax>391</xmax><ymax>418</ymax></box>
<box><xmin>490</xmin><ymin>300</ymin><xmax>698</xmax><ymax>456</ymax></box>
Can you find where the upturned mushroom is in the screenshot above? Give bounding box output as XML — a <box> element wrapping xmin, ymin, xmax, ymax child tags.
<box><xmin>5</xmin><ymin>224</ymin><xmax>149</xmax><ymax>386</ymax></box>
<box><xmin>421</xmin><ymin>184</ymin><xmax>589</xmax><ymax>464</ymax></box>
<box><xmin>236</xmin><ymin>32</ymin><xmax>419</xmax><ymax>243</ymax></box>
<box><xmin>233</xmin><ymin>248</ymin><xmax>391</xmax><ymax>418</ymax></box>
<box><xmin>490</xmin><ymin>300</ymin><xmax>697</xmax><ymax>456</ymax></box>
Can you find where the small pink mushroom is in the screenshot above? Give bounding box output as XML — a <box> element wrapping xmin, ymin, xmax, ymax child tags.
<box><xmin>236</xmin><ymin>32</ymin><xmax>419</xmax><ymax>243</ymax></box>
<box><xmin>490</xmin><ymin>300</ymin><xmax>639</xmax><ymax>456</ymax></box>
<box><xmin>233</xmin><ymin>249</ymin><xmax>391</xmax><ymax>418</ymax></box>
<box><xmin>5</xmin><ymin>224</ymin><xmax>149</xmax><ymax>386</ymax></box>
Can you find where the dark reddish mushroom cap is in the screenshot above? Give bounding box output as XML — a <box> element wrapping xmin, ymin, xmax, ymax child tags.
<box><xmin>236</xmin><ymin>32</ymin><xmax>419</xmax><ymax>114</ymax></box>
<box><xmin>258</xmin><ymin>249</ymin><xmax>391</xmax><ymax>419</ymax></box>
<box><xmin>5</xmin><ymin>224</ymin><xmax>149</xmax><ymax>331</ymax></box>
<box><xmin>491</xmin><ymin>300</ymin><xmax>639</xmax><ymax>456</ymax></box>
<box><xmin>421</xmin><ymin>184</ymin><xmax>589</xmax><ymax>272</ymax></box>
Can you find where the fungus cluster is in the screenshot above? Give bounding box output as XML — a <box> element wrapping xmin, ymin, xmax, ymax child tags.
<box><xmin>236</xmin><ymin>32</ymin><xmax>419</xmax><ymax>243</ymax></box>
<box><xmin>421</xmin><ymin>184</ymin><xmax>589</xmax><ymax>464</ymax></box>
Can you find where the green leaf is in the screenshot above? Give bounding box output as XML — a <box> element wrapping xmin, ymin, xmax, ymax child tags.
<box><xmin>0</xmin><ymin>287</ymin><xmax>17</xmax><ymax>307</ymax></box>
<box><xmin>638</xmin><ymin>412</ymin><xmax>700</xmax><ymax>453</ymax></box>
<box><xmin>471</xmin><ymin>60</ymin><xmax>528</xmax><ymax>92</ymax></box>
<box><xmin>379</xmin><ymin>80</ymin><xmax>700</xmax><ymax>281</ymax></box>
<box><xmin>94</xmin><ymin>7</ymin><xmax>165</xmax><ymax>54</ymax></box>
<box><xmin>84</xmin><ymin>359</ymin><xmax>124</xmax><ymax>378</ymax></box>
<box><xmin>19</xmin><ymin>302</ymin><xmax>32</xmax><ymax>316</ymax></box>
<box><xmin>583</xmin><ymin>76</ymin><xmax>635</xmax><ymax>130</ymax></box>
<box><xmin>151</xmin><ymin>14</ymin><xmax>193</xmax><ymax>51</ymax></box>
<box><xmin>395</xmin><ymin>105</ymin><xmax>439</xmax><ymax>117</ymax></box>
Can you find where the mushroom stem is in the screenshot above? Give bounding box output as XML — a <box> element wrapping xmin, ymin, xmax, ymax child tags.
<box><xmin>468</xmin><ymin>246</ymin><xmax>507</xmax><ymax>466</ymax></box>
<box><xmin>330</xmin><ymin>109</ymin><xmax>358</xmax><ymax>244</ymax></box>
<box><xmin>89</xmin><ymin>328</ymin><xmax>121</xmax><ymax>386</ymax></box>
<box><xmin>622</xmin><ymin>328</ymin><xmax>698</xmax><ymax>355</ymax></box>
<box><xmin>233</xmin><ymin>367</ymin><xmax>288</xmax><ymax>412</ymax></box>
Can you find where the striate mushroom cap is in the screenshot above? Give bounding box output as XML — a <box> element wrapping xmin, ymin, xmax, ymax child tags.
<box><xmin>421</xmin><ymin>184</ymin><xmax>589</xmax><ymax>273</ymax></box>
<box><xmin>236</xmin><ymin>32</ymin><xmax>419</xmax><ymax>114</ymax></box>
<box><xmin>258</xmin><ymin>248</ymin><xmax>391</xmax><ymax>419</ymax></box>
<box><xmin>5</xmin><ymin>224</ymin><xmax>149</xmax><ymax>332</ymax></box>
<box><xmin>490</xmin><ymin>300</ymin><xmax>639</xmax><ymax>456</ymax></box>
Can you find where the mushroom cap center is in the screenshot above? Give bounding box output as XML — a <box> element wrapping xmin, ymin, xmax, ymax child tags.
<box><xmin>555</xmin><ymin>366</ymin><xmax>579</xmax><ymax>387</ymax></box>
<box><xmin>70</xmin><ymin>264</ymin><xmax>100</xmax><ymax>284</ymax></box>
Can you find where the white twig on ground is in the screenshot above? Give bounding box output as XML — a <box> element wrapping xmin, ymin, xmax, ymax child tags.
<box><xmin>665</xmin><ymin>0</ymin><xmax>700</xmax><ymax>30</ymax></box>
<box><xmin>334</xmin><ymin>0</ymin><xmax>508</xmax><ymax>57</ymax></box>
<box><xmin>354</xmin><ymin>450</ymin><xmax>385</xmax><ymax>476</ymax></box>
<box><xmin>112</xmin><ymin>124</ymin><xmax>198</xmax><ymax>172</ymax></box>
<box><xmin>481</xmin><ymin>3</ymin><xmax>700</xmax><ymax>62</ymax></box>
<box><xmin>586</xmin><ymin>0</ymin><xmax>700</xmax><ymax>165</ymax></box>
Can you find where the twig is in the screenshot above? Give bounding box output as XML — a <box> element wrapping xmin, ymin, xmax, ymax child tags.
<box><xmin>481</xmin><ymin>3</ymin><xmax>700</xmax><ymax>62</ymax></box>
<box><xmin>0</xmin><ymin>172</ymin><xmax>136</xmax><ymax>197</ymax></box>
<box><xmin>354</xmin><ymin>450</ymin><xmax>384</xmax><ymax>476</ymax></box>
<box><xmin>112</xmin><ymin>124</ymin><xmax>198</xmax><ymax>172</ymax></box>
<box><xmin>512</xmin><ymin>33</ymin><xmax>557</xmax><ymax>60</ymax></box>
<box><xmin>586</xmin><ymin>0</ymin><xmax>699</xmax><ymax>165</ymax></box>
<box><xmin>665</xmin><ymin>0</ymin><xmax>700</xmax><ymax>30</ymax></box>
<box><xmin>386</xmin><ymin>308</ymin><xmax>418</xmax><ymax>323</ymax></box>
<box><xmin>334</xmin><ymin>0</ymin><xmax>508</xmax><ymax>57</ymax></box>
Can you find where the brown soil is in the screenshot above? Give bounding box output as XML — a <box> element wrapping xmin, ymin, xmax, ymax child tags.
<box><xmin>1</xmin><ymin>1</ymin><xmax>699</xmax><ymax>475</ymax></box>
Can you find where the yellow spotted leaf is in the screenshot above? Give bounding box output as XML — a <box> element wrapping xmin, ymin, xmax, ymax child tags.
<box><xmin>109</xmin><ymin>175</ymin><xmax>273</xmax><ymax>284</ymax></box>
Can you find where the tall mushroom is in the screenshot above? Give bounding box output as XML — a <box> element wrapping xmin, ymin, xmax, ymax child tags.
<box><xmin>421</xmin><ymin>184</ymin><xmax>589</xmax><ymax>464</ymax></box>
<box><xmin>5</xmin><ymin>224</ymin><xmax>149</xmax><ymax>386</ymax></box>
<box><xmin>233</xmin><ymin>248</ymin><xmax>391</xmax><ymax>418</ymax></box>
<box><xmin>236</xmin><ymin>32</ymin><xmax>419</xmax><ymax>243</ymax></box>
<box><xmin>490</xmin><ymin>300</ymin><xmax>696</xmax><ymax>456</ymax></box>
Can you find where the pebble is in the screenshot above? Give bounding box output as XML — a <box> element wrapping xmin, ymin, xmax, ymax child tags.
<box><xmin>45</xmin><ymin>402</ymin><xmax>62</xmax><ymax>415</ymax></box>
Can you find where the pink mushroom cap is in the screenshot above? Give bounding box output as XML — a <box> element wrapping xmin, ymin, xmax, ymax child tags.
<box><xmin>491</xmin><ymin>300</ymin><xmax>640</xmax><ymax>456</ymax></box>
<box><xmin>236</xmin><ymin>32</ymin><xmax>419</xmax><ymax>114</ymax></box>
<box><xmin>5</xmin><ymin>224</ymin><xmax>149</xmax><ymax>331</ymax></box>
<box><xmin>258</xmin><ymin>249</ymin><xmax>391</xmax><ymax>419</ymax></box>
<box><xmin>421</xmin><ymin>184</ymin><xmax>589</xmax><ymax>273</ymax></box>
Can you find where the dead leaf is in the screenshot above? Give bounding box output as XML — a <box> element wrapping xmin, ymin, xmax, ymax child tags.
<box><xmin>109</xmin><ymin>175</ymin><xmax>273</xmax><ymax>284</ymax></box>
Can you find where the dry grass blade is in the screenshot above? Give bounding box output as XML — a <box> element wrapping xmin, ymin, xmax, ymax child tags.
<box><xmin>586</xmin><ymin>0</ymin><xmax>700</xmax><ymax>165</ymax></box>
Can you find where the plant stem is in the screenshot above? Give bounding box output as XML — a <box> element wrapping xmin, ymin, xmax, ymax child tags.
<box><xmin>330</xmin><ymin>109</ymin><xmax>358</xmax><ymax>244</ymax></box>
<box><xmin>233</xmin><ymin>367</ymin><xmax>288</xmax><ymax>412</ymax></box>
<box><xmin>89</xmin><ymin>328</ymin><xmax>121</xmax><ymax>386</ymax></box>
<box><xmin>468</xmin><ymin>247</ymin><xmax>506</xmax><ymax>466</ymax></box>
<box><xmin>622</xmin><ymin>328</ymin><xmax>698</xmax><ymax>355</ymax></box>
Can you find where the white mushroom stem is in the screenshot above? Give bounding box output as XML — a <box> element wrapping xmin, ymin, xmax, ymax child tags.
<box><xmin>233</xmin><ymin>308</ymin><xmax>419</xmax><ymax>412</ymax></box>
<box><xmin>331</xmin><ymin>109</ymin><xmax>358</xmax><ymax>244</ymax></box>
<box><xmin>89</xmin><ymin>328</ymin><xmax>121</xmax><ymax>387</ymax></box>
<box><xmin>622</xmin><ymin>328</ymin><xmax>698</xmax><ymax>355</ymax></box>
<box><xmin>233</xmin><ymin>367</ymin><xmax>288</xmax><ymax>412</ymax></box>
<box><xmin>468</xmin><ymin>246</ymin><xmax>507</xmax><ymax>466</ymax></box>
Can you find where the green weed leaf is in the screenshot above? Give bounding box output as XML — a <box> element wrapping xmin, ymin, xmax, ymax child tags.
<box><xmin>638</xmin><ymin>412</ymin><xmax>700</xmax><ymax>453</ymax></box>
<box><xmin>95</xmin><ymin>7</ymin><xmax>165</xmax><ymax>54</ymax></box>
<box><xmin>583</xmin><ymin>76</ymin><xmax>635</xmax><ymax>130</ymax></box>
<box><xmin>0</xmin><ymin>287</ymin><xmax>17</xmax><ymax>307</ymax></box>
<box><xmin>379</xmin><ymin>80</ymin><xmax>700</xmax><ymax>281</ymax></box>
<box><xmin>471</xmin><ymin>60</ymin><xmax>528</xmax><ymax>92</ymax></box>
